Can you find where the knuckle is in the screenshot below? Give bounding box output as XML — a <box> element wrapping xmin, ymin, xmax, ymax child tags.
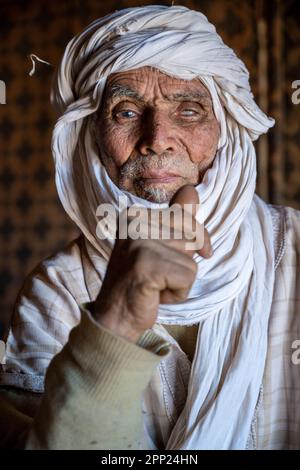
<box><xmin>184</xmin><ymin>262</ymin><xmax>197</xmax><ymax>284</ymax></box>
<box><xmin>132</xmin><ymin>243</ymin><xmax>157</xmax><ymax>271</ymax></box>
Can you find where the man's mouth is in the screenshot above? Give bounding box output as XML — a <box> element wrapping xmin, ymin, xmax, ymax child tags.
<box><xmin>139</xmin><ymin>171</ymin><xmax>182</xmax><ymax>184</ymax></box>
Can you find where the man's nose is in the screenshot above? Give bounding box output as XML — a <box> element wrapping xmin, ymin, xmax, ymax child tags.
<box><xmin>137</xmin><ymin>111</ymin><xmax>175</xmax><ymax>156</ymax></box>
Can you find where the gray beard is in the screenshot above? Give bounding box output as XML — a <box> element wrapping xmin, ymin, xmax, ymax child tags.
<box><xmin>135</xmin><ymin>184</ymin><xmax>169</xmax><ymax>203</ymax></box>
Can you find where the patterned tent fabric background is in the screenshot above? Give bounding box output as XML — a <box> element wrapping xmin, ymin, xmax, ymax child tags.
<box><xmin>0</xmin><ymin>0</ymin><xmax>299</xmax><ymax>336</ymax></box>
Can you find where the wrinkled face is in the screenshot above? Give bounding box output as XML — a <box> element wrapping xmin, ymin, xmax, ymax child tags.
<box><xmin>93</xmin><ymin>66</ymin><xmax>220</xmax><ymax>202</ymax></box>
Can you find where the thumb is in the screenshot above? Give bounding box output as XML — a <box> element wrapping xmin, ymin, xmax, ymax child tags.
<box><xmin>169</xmin><ymin>185</ymin><xmax>212</xmax><ymax>258</ymax></box>
<box><xmin>169</xmin><ymin>184</ymin><xmax>199</xmax><ymax>214</ymax></box>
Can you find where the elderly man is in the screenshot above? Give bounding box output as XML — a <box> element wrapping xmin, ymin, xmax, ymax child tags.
<box><xmin>0</xmin><ymin>5</ymin><xmax>299</xmax><ymax>450</ymax></box>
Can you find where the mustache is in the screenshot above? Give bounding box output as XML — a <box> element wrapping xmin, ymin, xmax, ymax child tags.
<box><xmin>119</xmin><ymin>154</ymin><xmax>185</xmax><ymax>180</ymax></box>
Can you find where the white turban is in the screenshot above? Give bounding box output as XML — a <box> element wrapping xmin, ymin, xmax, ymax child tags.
<box><xmin>51</xmin><ymin>5</ymin><xmax>276</xmax><ymax>450</ymax></box>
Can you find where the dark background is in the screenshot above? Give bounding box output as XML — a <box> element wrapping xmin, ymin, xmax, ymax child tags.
<box><xmin>0</xmin><ymin>0</ymin><xmax>299</xmax><ymax>335</ymax></box>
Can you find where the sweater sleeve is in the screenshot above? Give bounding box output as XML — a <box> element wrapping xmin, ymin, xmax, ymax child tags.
<box><xmin>25</xmin><ymin>306</ymin><xmax>171</xmax><ymax>450</ymax></box>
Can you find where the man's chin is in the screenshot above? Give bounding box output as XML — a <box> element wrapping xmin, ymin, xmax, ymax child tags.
<box><xmin>134</xmin><ymin>183</ymin><xmax>185</xmax><ymax>203</ymax></box>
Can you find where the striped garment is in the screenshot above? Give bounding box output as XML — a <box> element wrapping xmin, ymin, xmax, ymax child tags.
<box><xmin>0</xmin><ymin>202</ymin><xmax>299</xmax><ymax>449</ymax></box>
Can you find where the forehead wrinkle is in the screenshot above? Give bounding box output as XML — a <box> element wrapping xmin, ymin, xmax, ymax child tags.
<box><xmin>106</xmin><ymin>84</ymin><xmax>211</xmax><ymax>105</ymax></box>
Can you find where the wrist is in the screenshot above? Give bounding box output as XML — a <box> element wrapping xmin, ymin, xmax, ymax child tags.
<box><xmin>89</xmin><ymin>301</ymin><xmax>142</xmax><ymax>344</ymax></box>
<box><xmin>99</xmin><ymin>317</ymin><xmax>142</xmax><ymax>344</ymax></box>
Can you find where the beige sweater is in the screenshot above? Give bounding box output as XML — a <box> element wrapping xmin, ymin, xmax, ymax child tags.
<box><xmin>0</xmin><ymin>308</ymin><xmax>196</xmax><ymax>449</ymax></box>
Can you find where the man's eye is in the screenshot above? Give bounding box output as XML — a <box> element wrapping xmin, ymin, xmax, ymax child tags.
<box><xmin>180</xmin><ymin>109</ymin><xmax>198</xmax><ymax>117</ymax></box>
<box><xmin>115</xmin><ymin>110</ymin><xmax>137</xmax><ymax>119</ymax></box>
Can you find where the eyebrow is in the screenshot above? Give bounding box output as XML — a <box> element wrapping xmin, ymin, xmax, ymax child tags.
<box><xmin>106</xmin><ymin>84</ymin><xmax>211</xmax><ymax>103</ymax></box>
<box><xmin>107</xmin><ymin>84</ymin><xmax>142</xmax><ymax>101</ymax></box>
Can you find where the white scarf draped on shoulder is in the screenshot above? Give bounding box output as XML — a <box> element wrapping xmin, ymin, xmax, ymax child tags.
<box><xmin>50</xmin><ymin>5</ymin><xmax>276</xmax><ymax>449</ymax></box>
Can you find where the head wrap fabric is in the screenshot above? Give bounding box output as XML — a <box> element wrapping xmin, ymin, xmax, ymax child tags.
<box><xmin>51</xmin><ymin>5</ymin><xmax>275</xmax><ymax>449</ymax></box>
